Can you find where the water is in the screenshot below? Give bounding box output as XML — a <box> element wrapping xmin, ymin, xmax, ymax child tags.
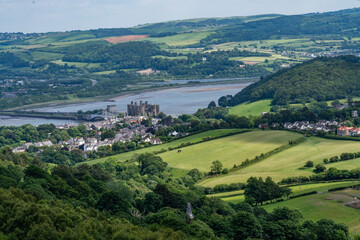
<box><xmin>2</xmin><ymin>81</ymin><xmax>254</xmax><ymax>126</ymax></box>
<box><xmin>140</xmin><ymin>77</ymin><xmax>254</xmax><ymax>86</ymax></box>
<box><xmin>0</xmin><ymin>115</ymin><xmax>77</xmax><ymax>127</ymax></box>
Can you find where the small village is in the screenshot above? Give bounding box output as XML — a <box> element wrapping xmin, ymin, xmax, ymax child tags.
<box><xmin>11</xmin><ymin>101</ymin><xmax>187</xmax><ymax>154</ymax></box>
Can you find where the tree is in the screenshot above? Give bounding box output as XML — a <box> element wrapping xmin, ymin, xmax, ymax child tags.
<box><xmin>208</xmin><ymin>101</ymin><xmax>216</xmax><ymax>108</ymax></box>
<box><xmin>210</xmin><ymin>160</ymin><xmax>223</xmax><ymax>174</ymax></box>
<box><xmin>136</xmin><ymin>153</ymin><xmax>167</xmax><ymax>176</ymax></box>
<box><xmin>230</xmin><ymin>211</ymin><xmax>262</xmax><ymax>240</ymax></box>
<box><xmin>314</xmin><ymin>164</ymin><xmax>326</xmax><ymax>173</ymax></box>
<box><xmin>304</xmin><ymin>160</ymin><xmax>314</xmax><ymax>168</ymax></box>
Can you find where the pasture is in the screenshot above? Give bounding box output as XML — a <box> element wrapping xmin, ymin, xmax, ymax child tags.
<box><xmin>159</xmin><ymin>130</ymin><xmax>301</xmax><ymax>172</ymax></box>
<box><xmin>263</xmin><ymin>189</ymin><xmax>360</xmax><ymax>233</ymax></box>
<box><xmin>145</xmin><ymin>31</ymin><xmax>213</xmax><ymax>47</ymax></box>
<box><xmin>229</xmin><ymin>100</ymin><xmax>272</xmax><ymax>116</ymax></box>
<box><xmin>220</xmin><ymin>181</ymin><xmax>357</xmax><ymax>204</ymax></box>
<box><xmin>199</xmin><ymin>136</ymin><xmax>360</xmax><ymax>187</ymax></box>
<box><xmin>82</xmin><ymin>129</ymin><xmax>246</xmax><ymax>166</ymax></box>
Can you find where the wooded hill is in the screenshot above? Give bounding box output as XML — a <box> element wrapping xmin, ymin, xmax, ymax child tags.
<box><xmin>219</xmin><ymin>55</ymin><xmax>360</xmax><ymax>106</ymax></box>
<box><xmin>201</xmin><ymin>8</ymin><xmax>360</xmax><ymax>44</ymax></box>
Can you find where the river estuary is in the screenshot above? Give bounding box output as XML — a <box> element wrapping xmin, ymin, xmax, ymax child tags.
<box><xmin>0</xmin><ymin>79</ymin><xmax>254</xmax><ymax>126</ymax></box>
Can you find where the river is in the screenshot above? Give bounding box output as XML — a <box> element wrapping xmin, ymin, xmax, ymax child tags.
<box><xmin>0</xmin><ymin>80</ymin><xmax>254</xmax><ymax>126</ymax></box>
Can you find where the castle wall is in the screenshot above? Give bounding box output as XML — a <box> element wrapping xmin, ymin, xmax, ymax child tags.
<box><xmin>127</xmin><ymin>101</ymin><xmax>160</xmax><ymax>116</ymax></box>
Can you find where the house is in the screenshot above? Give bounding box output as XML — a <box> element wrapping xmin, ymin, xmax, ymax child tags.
<box><xmin>169</xmin><ymin>131</ymin><xmax>179</xmax><ymax>136</ymax></box>
<box><xmin>271</xmin><ymin>123</ymin><xmax>280</xmax><ymax>128</ymax></box>
<box><xmin>352</xmin><ymin>111</ymin><xmax>358</xmax><ymax>118</ymax></box>
<box><xmin>12</xmin><ymin>146</ymin><xmax>26</xmax><ymax>153</ymax></box>
<box><xmin>258</xmin><ymin>124</ymin><xmax>269</xmax><ymax>129</ymax></box>
<box><xmin>337</xmin><ymin>126</ymin><xmax>360</xmax><ymax>136</ymax></box>
<box><xmin>141</xmin><ymin>137</ymin><xmax>151</xmax><ymax>143</ymax></box>
<box><xmin>150</xmin><ymin>138</ymin><xmax>162</xmax><ymax>145</ymax></box>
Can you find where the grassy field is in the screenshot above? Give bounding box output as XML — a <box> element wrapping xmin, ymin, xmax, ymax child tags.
<box><xmin>159</xmin><ymin>130</ymin><xmax>301</xmax><ymax>172</ymax></box>
<box><xmin>220</xmin><ymin>181</ymin><xmax>357</xmax><ymax>204</ymax></box>
<box><xmin>94</xmin><ymin>70</ymin><xmax>117</xmax><ymax>75</ymax></box>
<box><xmin>82</xmin><ymin>129</ymin><xmax>246</xmax><ymax>165</ymax></box>
<box><xmin>30</xmin><ymin>51</ymin><xmax>64</xmax><ymax>61</ymax></box>
<box><xmin>208</xmin><ymin>189</ymin><xmax>245</xmax><ymax>198</ymax></box>
<box><xmin>145</xmin><ymin>31</ymin><xmax>213</xmax><ymax>47</ymax></box>
<box><xmin>199</xmin><ymin>136</ymin><xmax>360</xmax><ymax>187</ymax></box>
<box><xmin>263</xmin><ymin>189</ymin><xmax>360</xmax><ymax>233</ymax></box>
<box><xmin>229</xmin><ymin>100</ymin><xmax>272</xmax><ymax>116</ymax></box>
<box><xmin>51</xmin><ymin>59</ymin><xmax>101</xmax><ymax>68</ymax></box>
<box><xmin>152</xmin><ymin>55</ymin><xmax>188</xmax><ymax>60</ymax></box>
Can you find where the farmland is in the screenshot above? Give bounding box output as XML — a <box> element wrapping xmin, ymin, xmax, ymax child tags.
<box><xmin>144</xmin><ymin>31</ymin><xmax>214</xmax><ymax>47</ymax></box>
<box><xmin>199</xmin><ymin>136</ymin><xmax>360</xmax><ymax>187</ymax></box>
<box><xmin>220</xmin><ymin>181</ymin><xmax>357</xmax><ymax>204</ymax></box>
<box><xmin>105</xmin><ymin>35</ymin><xmax>149</xmax><ymax>43</ymax></box>
<box><xmin>159</xmin><ymin>130</ymin><xmax>301</xmax><ymax>172</ymax></box>
<box><xmin>229</xmin><ymin>99</ymin><xmax>272</xmax><ymax>116</ymax></box>
<box><xmin>82</xmin><ymin>128</ymin><xmax>246</xmax><ymax>165</ymax></box>
<box><xmin>263</xmin><ymin>189</ymin><xmax>360</xmax><ymax>232</ymax></box>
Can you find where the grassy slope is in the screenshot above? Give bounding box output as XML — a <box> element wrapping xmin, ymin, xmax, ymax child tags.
<box><xmin>199</xmin><ymin>136</ymin><xmax>360</xmax><ymax>187</ymax></box>
<box><xmin>159</xmin><ymin>130</ymin><xmax>301</xmax><ymax>172</ymax></box>
<box><xmin>82</xmin><ymin>129</ymin><xmax>246</xmax><ymax>165</ymax></box>
<box><xmin>221</xmin><ymin>181</ymin><xmax>356</xmax><ymax>204</ymax></box>
<box><xmin>263</xmin><ymin>189</ymin><xmax>360</xmax><ymax>233</ymax></box>
<box><xmin>229</xmin><ymin>100</ymin><xmax>272</xmax><ymax>116</ymax></box>
<box><xmin>144</xmin><ymin>31</ymin><xmax>214</xmax><ymax>47</ymax></box>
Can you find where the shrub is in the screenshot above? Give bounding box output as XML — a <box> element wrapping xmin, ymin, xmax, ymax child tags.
<box><xmin>314</xmin><ymin>164</ymin><xmax>326</xmax><ymax>173</ymax></box>
<box><xmin>304</xmin><ymin>161</ymin><xmax>314</xmax><ymax>168</ymax></box>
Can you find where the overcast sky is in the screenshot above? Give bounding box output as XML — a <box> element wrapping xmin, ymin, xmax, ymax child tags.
<box><xmin>1</xmin><ymin>0</ymin><xmax>359</xmax><ymax>33</ymax></box>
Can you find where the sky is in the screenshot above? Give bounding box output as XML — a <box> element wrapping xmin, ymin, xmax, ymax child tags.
<box><xmin>0</xmin><ymin>0</ymin><xmax>359</xmax><ymax>33</ymax></box>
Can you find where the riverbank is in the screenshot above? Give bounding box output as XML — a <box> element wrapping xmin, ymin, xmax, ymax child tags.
<box><xmin>11</xmin><ymin>77</ymin><xmax>257</xmax><ymax>111</ymax></box>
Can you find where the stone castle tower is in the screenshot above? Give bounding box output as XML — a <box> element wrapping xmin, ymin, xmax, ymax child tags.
<box><xmin>127</xmin><ymin>101</ymin><xmax>160</xmax><ymax>117</ymax></box>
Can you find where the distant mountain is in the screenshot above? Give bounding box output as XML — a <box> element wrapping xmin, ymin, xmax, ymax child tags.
<box><xmin>219</xmin><ymin>55</ymin><xmax>360</xmax><ymax>106</ymax></box>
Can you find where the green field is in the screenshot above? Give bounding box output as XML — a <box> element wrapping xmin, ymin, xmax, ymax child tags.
<box><xmin>30</xmin><ymin>51</ymin><xmax>64</xmax><ymax>61</ymax></box>
<box><xmin>145</xmin><ymin>31</ymin><xmax>213</xmax><ymax>47</ymax></box>
<box><xmin>229</xmin><ymin>100</ymin><xmax>272</xmax><ymax>116</ymax></box>
<box><xmin>82</xmin><ymin>129</ymin><xmax>246</xmax><ymax>165</ymax></box>
<box><xmin>220</xmin><ymin>181</ymin><xmax>357</xmax><ymax>204</ymax></box>
<box><xmin>51</xmin><ymin>59</ymin><xmax>100</xmax><ymax>68</ymax></box>
<box><xmin>159</xmin><ymin>130</ymin><xmax>301</xmax><ymax>172</ymax></box>
<box><xmin>263</xmin><ymin>189</ymin><xmax>360</xmax><ymax>233</ymax></box>
<box><xmin>199</xmin><ymin>136</ymin><xmax>360</xmax><ymax>187</ymax></box>
<box><xmin>208</xmin><ymin>190</ymin><xmax>245</xmax><ymax>198</ymax></box>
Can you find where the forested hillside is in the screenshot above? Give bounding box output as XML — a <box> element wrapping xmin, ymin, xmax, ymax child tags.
<box><xmin>219</xmin><ymin>55</ymin><xmax>360</xmax><ymax>106</ymax></box>
<box><xmin>202</xmin><ymin>8</ymin><xmax>360</xmax><ymax>44</ymax></box>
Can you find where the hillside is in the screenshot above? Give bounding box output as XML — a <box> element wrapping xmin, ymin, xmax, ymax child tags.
<box><xmin>0</xmin><ymin>8</ymin><xmax>360</xmax><ymax>110</ymax></box>
<box><xmin>201</xmin><ymin>8</ymin><xmax>360</xmax><ymax>44</ymax></box>
<box><xmin>219</xmin><ymin>55</ymin><xmax>360</xmax><ymax>106</ymax></box>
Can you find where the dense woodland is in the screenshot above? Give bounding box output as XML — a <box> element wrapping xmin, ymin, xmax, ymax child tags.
<box><xmin>0</xmin><ymin>144</ymin><xmax>351</xmax><ymax>240</ymax></box>
<box><xmin>218</xmin><ymin>56</ymin><xmax>360</xmax><ymax>106</ymax></box>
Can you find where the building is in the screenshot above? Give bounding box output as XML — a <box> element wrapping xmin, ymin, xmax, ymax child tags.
<box><xmin>352</xmin><ymin>110</ymin><xmax>358</xmax><ymax>118</ymax></box>
<box><xmin>127</xmin><ymin>101</ymin><xmax>160</xmax><ymax>117</ymax></box>
<box><xmin>337</xmin><ymin>126</ymin><xmax>360</xmax><ymax>136</ymax></box>
<box><xmin>106</xmin><ymin>105</ymin><xmax>117</xmax><ymax>114</ymax></box>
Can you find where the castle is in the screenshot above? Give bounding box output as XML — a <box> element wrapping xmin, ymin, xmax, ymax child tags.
<box><xmin>127</xmin><ymin>101</ymin><xmax>160</xmax><ymax>117</ymax></box>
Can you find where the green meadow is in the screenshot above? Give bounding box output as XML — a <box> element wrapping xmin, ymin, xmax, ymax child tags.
<box><xmin>199</xmin><ymin>136</ymin><xmax>360</xmax><ymax>187</ymax></box>
<box><xmin>82</xmin><ymin>129</ymin><xmax>246</xmax><ymax>165</ymax></box>
<box><xmin>229</xmin><ymin>100</ymin><xmax>272</xmax><ymax>116</ymax></box>
<box><xmin>145</xmin><ymin>31</ymin><xmax>214</xmax><ymax>47</ymax></box>
<box><xmin>159</xmin><ymin>130</ymin><xmax>301</xmax><ymax>172</ymax></box>
<box><xmin>263</xmin><ymin>189</ymin><xmax>360</xmax><ymax>233</ymax></box>
<box><xmin>220</xmin><ymin>181</ymin><xmax>357</xmax><ymax>204</ymax></box>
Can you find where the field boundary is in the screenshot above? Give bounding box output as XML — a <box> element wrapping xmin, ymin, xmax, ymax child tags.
<box><xmin>197</xmin><ymin>136</ymin><xmax>308</xmax><ymax>184</ymax></box>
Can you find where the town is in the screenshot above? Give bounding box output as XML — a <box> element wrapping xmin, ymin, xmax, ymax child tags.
<box><xmin>11</xmin><ymin>101</ymin><xmax>187</xmax><ymax>155</ymax></box>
